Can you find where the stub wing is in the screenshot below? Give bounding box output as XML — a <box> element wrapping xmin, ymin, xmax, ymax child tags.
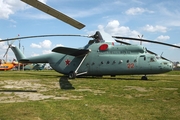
<box><xmin>52</xmin><ymin>47</ymin><xmax>90</xmax><ymax>56</ymax></box>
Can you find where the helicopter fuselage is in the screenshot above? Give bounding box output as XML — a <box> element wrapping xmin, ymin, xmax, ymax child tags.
<box><xmin>49</xmin><ymin>42</ymin><xmax>173</xmax><ymax>76</ymax></box>
<box><xmin>10</xmin><ymin>41</ymin><xmax>173</xmax><ymax>79</ymax></box>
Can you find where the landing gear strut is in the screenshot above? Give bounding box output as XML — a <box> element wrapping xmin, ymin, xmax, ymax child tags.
<box><xmin>141</xmin><ymin>75</ymin><xmax>148</xmax><ymax>80</ymax></box>
<box><xmin>68</xmin><ymin>54</ymin><xmax>89</xmax><ymax>79</ymax></box>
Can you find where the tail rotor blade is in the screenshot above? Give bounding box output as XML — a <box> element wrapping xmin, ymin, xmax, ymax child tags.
<box><xmin>3</xmin><ymin>40</ymin><xmax>15</xmax><ymax>58</ymax></box>
<box><xmin>3</xmin><ymin>46</ymin><xmax>10</xmax><ymax>58</ymax></box>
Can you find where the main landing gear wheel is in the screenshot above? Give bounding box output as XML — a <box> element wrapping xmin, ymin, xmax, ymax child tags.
<box><xmin>68</xmin><ymin>71</ymin><xmax>76</xmax><ymax>79</ymax></box>
<box><xmin>141</xmin><ymin>75</ymin><xmax>148</xmax><ymax>80</ymax></box>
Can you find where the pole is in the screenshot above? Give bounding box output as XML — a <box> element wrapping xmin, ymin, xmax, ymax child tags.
<box><xmin>22</xmin><ymin>46</ymin><xmax>24</xmax><ymax>71</ymax></box>
<box><xmin>18</xmin><ymin>35</ymin><xmax>21</xmax><ymax>71</ymax></box>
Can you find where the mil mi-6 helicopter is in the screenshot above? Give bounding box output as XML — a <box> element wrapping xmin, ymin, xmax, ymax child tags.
<box><xmin>1</xmin><ymin>0</ymin><xmax>180</xmax><ymax>80</ymax></box>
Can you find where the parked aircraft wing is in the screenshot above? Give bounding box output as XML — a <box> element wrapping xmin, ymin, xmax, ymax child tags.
<box><xmin>21</xmin><ymin>0</ymin><xmax>85</xmax><ymax>29</ymax></box>
<box><xmin>52</xmin><ymin>46</ymin><xmax>90</xmax><ymax>57</ymax></box>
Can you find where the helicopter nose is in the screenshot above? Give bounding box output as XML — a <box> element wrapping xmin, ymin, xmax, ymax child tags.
<box><xmin>161</xmin><ymin>61</ymin><xmax>173</xmax><ymax>72</ymax></box>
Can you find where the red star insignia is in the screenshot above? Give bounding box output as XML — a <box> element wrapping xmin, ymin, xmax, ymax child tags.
<box><xmin>65</xmin><ymin>59</ymin><xmax>71</xmax><ymax>65</ymax></box>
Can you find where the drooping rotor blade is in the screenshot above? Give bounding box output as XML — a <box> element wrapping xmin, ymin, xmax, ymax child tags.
<box><xmin>113</xmin><ymin>36</ymin><xmax>180</xmax><ymax>49</ymax></box>
<box><xmin>161</xmin><ymin>56</ymin><xmax>172</xmax><ymax>62</ymax></box>
<box><xmin>115</xmin><ymin>39</ymin><xmax>158</xmax><ymax>55</ymax></box>
<box><xmin>116</xmin><ymin>39</ymin><xmax>171</xmax><ymax>61</ymax></box>
<box><xmin>0</xmin><ymin>34</ymin><xmax>88</xmax><ymax>42</ymax></box>
<box><xmin>21</xmin><ymin>0</ymin><xmax>85</xmax><ymax>29</ymax></box>
<box><xmin>146</xmin><ymin>49</ymin><xmax>158</xmax><ymax>56</ymax></box>
<box><xmin>115</xmin><ymin>39</ymin><xmax>131</xmax><ymax>45</ymax></box>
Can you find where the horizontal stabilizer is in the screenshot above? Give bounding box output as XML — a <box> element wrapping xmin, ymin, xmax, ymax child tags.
<box><xmin>52</xmin><ymin>47</ymin><xmax>90</xmax><ymax>56</ymax></box>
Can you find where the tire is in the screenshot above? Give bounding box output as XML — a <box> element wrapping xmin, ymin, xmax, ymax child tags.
<box><xmin>68</xmin><ymin>71</ymin><xmax>76</xmax><ymax>79</ymax></box>
<box><xmin>141</xmin><ymin>76</ymin><xmax>147</xmax><ymax>80</ymax></box>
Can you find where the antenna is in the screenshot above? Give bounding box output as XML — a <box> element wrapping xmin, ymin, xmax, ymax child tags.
<box><xmin>160</xmin><ymin>52</ymin><xmax>163</xmax><ymax>57</ymax></box>
<box><xmin>138</xmin><ymin>35</ymin><xmax>143</xmax><ymax>45</ymax></box>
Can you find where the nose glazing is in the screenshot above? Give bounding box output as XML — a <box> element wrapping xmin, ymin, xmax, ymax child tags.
<box><xmin>162</xmin><ymin>61</ymin><xmax>173</xmax><ymax>72</ymax></box>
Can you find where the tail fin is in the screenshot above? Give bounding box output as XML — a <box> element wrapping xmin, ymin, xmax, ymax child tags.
<box><xmin>10</xmin><ymin>45</ymin><xmax>26</xmax><ymax>61</ymax></box>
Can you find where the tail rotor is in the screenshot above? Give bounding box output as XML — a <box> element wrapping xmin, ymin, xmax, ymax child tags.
<box><xmin>3</xmin><ymin>40</ymin><xmax>15</xmax><ymax>58</ymax></box>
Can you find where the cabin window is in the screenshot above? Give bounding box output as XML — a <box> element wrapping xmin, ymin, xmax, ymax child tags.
<box><xmin>134</xmin><ymin>59</ymin><xmax>137</xmax><ymax>62</ymax></box>
<box><xmin>140</xmin><ymin>55</ymin><xmax>146</xmax><ymax>61</ymax></box>
<box><xmin>119</xmin><ymin>60</ymin><xmax>123</xmax><ymax>64</ymax></box>
<box><xmin>127</xmin><ymin>60</ymin><xmax>129</xmax><ymax>63</ymax></box>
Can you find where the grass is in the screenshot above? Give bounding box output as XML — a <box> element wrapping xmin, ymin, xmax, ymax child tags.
<box><xmin>0</xmin><ymin>70</ymin><xmax>180</xmax><ymax>120</ymax></box>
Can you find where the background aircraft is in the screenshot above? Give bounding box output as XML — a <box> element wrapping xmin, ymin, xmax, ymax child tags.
<box><xmin>23</xmin><ymin>63</ymin><xmax>46</xmax><ymax>70</ymax></box>
<box><xmin>0</xmin><ymin>0</ymin><xmax>180</xmax><ymax>80</ymax></box>
<box><xmin>0</xmin><ymin>59</ymin><xmax>17</xmax><ymax>71</ymax></box>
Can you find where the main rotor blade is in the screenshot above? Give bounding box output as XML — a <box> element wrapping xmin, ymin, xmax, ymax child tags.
<box><xmin>113</xmin><ymin>36</ymin><xmax>180</xmax><ymax>49</ymax></box>
<box><xmin>21</xmin><ymin>0</ymin><xmax>85</xmax><ymax>29</ymax></box>
<box><xmin>0</xmin><ymin>34</ymin><xmax>87</xmax><ymax>42</ymax></box>
<box><xmin>161</xmin><ymin>56</ymin><xmax>172</xmax><ymax>62</ymax></box>
<box><xmin>115</xmin><ymin>39</ymin><xmax>131</xmax><ymax>45</ymax></box>
<box><xmin>115</xmin><ymin>39</ymin><xmax>172</xmax><ymax>62</ymax></box>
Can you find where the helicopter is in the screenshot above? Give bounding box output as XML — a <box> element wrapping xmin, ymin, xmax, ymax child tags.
<box><xmin>1</xmin><ymin>0</ymin><xmax>180</xmax><ymax>80</ymax></box>
<box><xmin>0</xmin><ymin>59</ymin><xmax>17</xmax><ymax>71</ymax></box>
<box><xmin>23</xmin><ymin>63</ymin><xmax>46</xmax><ymax>70</ymax></box>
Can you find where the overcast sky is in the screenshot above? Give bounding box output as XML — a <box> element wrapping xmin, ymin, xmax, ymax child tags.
<box><xmin>0</xmin><ymin>0</ymin><xmax>180</xmax><ymax>61</ymax></box>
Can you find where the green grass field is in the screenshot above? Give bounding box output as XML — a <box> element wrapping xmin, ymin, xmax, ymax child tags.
<box><xmin>0</xmin><ymin>70</ymin><xmax>180</xmax><ymax>120</ymax></box>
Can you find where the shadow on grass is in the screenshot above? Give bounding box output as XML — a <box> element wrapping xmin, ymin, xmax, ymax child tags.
<box><xmin>77</xmin><ymin>75</ymin><xmax>158</xmax><ymax>81</ymax></box>
<box><xmin>0</xmin><ymin>90</ymin><xmax>37</xmax><ymax>92</ymax></box>
<box><xmin>22</xmin><ymin>72</ymin><xmax>63</xmax><ymax>78</ymax></box>
<box><xmin>77</xmin><ymin>76</ymin><xmax>140</xmax><ymax>80</ymax></box>
<box><xmin>59</xmin><ymin>77</ymin><xmax>75</xmax><ymax>90</ymax></box>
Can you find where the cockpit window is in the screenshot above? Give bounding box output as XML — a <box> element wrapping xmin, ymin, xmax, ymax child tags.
<box><xmin>156</xmin><ymin>56</ymin><xmax>160</xmax><ymax>59</ymax></box>
<box><xmin>163</xmin><ymin>62</ymin><xmax>168</xmax><ymax>65</ymax></box>
<box><xmin>150</xmin><ymin>57</ymin><xmax>155</xmax><ymax>62</ymax></box>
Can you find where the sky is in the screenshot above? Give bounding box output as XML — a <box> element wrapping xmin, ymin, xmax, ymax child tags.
<box><xmin>0</xmin><ymin>0</ymin><xmax>180</xmax><ymax>62</ymax></box>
